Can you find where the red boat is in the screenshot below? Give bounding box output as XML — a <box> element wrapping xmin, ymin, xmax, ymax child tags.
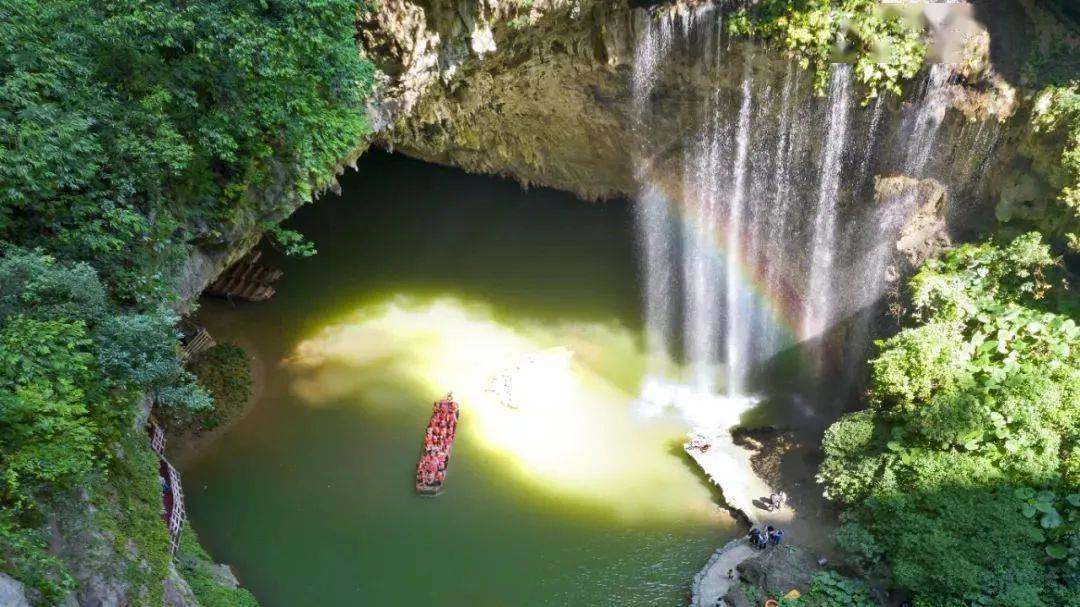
<box><xmin>415</xmin><ymin>394</ymin><xmax>460</xmax><ymax>495</ymax></box>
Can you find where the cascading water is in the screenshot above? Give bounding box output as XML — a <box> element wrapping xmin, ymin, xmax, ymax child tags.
<box><xmin>723</xmin><ymin>59</ymin><xmax>754</xmax><ymax>398</ymax></box>
<box><xmin>630</xmin><ymin>6</ymin><xmax>997</xmax><ymax>424</ymax></box>
<box><xmin>903</xmin><ymin>63</ymin><xmax>952</xmax><ymax>175</ymax></box>
<box><xmin>632</xmin><ymin>12</ymin><xmax>676</xmax><ymax>374</ymax></box>
<box><xmin>802</xmin><ymin>64</ymin><xmax>853</xmax><ymax>344</ymax></box>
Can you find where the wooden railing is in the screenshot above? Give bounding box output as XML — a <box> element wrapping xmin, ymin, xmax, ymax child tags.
<box><xmin>147</xmin><ymin>419</ymin><xmax>186</xmax><ymax>555</ymax></box>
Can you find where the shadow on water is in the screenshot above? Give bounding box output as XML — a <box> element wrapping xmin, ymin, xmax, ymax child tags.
<box><xmin>265</xmin><ymin>150</ymin><xmax>643</xmax><ymax>330</ymax></box>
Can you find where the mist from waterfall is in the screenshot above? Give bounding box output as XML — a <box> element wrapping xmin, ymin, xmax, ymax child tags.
<box><xmin>630</xmin><ymin>6</ymin><xmax>994</xmax><ymax>422</ymax></box>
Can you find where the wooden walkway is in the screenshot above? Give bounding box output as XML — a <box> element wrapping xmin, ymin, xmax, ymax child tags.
<box><xmin>148</xmin><ymin>419</ymin><xmax>186</xmax><ymax>554</ymax></box>
<box><xmin>205</xmin><ymin>250</ymin><xmax>282</xmax><ymax>302</ymax></box>
<box><xmin>179</xmin><ymin>320</ymin><xmax>215</xmax><ymax>359</ymax></box>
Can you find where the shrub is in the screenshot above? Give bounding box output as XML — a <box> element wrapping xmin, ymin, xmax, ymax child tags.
<box><xmin>817</xmin><ymin>233</ymin><xmax>1079</xmax><ymax>605</ymax></box>
<box><xmin>165</xmin><ymin>344</ymin><xmax>253</xmax><ymax>435</ymax></box>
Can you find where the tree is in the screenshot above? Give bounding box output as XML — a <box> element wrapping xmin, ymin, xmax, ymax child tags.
<box><xmin>818</xmin><ymin>233</ymin><xmax>1080</xmax><ymax>605</ymax></box>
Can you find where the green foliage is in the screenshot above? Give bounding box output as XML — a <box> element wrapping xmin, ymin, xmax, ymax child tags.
<box><xmin>779</xmin><ymin>570</ymin><xmax>876</xmax><ymax>607</ymax></box>
<box><xmin>0</xmin><ymin>317</ymin><xmax>99</xmax><ymax>506</ymax></box>
<box><xmin>164</xmin><ymin>343</ymin><xmax>253</xmax><ymax>435</ymax></box>
<box><xmin>266</xmin><ymin>225</ymin><xmax>317</xmax><ymax>258</ymax></box>
<box><xmin>1016</xmin><ymin>5</ymin><xmax>1080</xmax><ymax>251</ymax></box>
<box><xmin>177</xmin><ymin>530</ymin><xmax>259</xmax><ymax>607</ymax></box>
<box><xmin>1</xmin><ymin>0</ymin><xmax>371</xmax><ymax>596</ymax></box>
<box><xmin>95</xmin><ymin>310</ymin><xmax>211</xmax><ymax>411</ymax></box>
<box><xmin>0</xmin><ymin>513</ymin><xmax>75</xmax><ymax>604</ymax></box>
<box><xmin>724</xmin><ymin>0</ymin><xmax>926</xmax><ymax>100</ymax></box>
<box><xmin>818</xmin><ymin>232</ymin><xmax>1080</xmax><ymax>605</ymax></box>
<box><xmin>0</xmin><ymin>248</ymin><xmax>209</xmax><ymax>599</ymax></box>
<box><xmin>90</xmin><ymin>435</ymin><xmax>173</xmax><ymax>607</ymax></box>
<box><xmin>0</xmin><ymin>0</ymin><xmax>373</xmax><ymax>302</ymax></box>
<box><xmin>1029</xmin><ymin>84</ymin><xmax>1080</xmax><ymax>251</ymax></box>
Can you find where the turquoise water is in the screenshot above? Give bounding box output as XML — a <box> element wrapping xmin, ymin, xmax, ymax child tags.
<box><xmin>181</xmin><ymin>152</ymin><xmax>736</xmax><ymax>606</ymax></box>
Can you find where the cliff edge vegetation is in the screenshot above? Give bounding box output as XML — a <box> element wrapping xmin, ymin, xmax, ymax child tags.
<box><xmin>0</xmin><ymin>0</ymin><xmax>373</xmax><ymax>604</ymax></box>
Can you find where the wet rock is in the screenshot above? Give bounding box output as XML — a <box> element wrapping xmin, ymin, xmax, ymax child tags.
<box><xmin>730</xmin><ymin>425</ymin><xmax>798</xmax><ymax>490</ymax></box>
<box><xmin>724</xmin><ymin>584</ymin><xmax>753</xmax><ymax>607</ymax></box>
<box><xmin>884</xmin><ymin>175</ymin><xmax>951</xmax><ymax>274</ymax></box>
<box><xmin>205</xmin><ymin>563</ymin><xmax>240</xmax><ymax>590</ymax></box>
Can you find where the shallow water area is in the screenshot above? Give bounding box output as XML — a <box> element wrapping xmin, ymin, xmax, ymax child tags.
<box><xmin>181</xmin><ymin>152</ymin><xmax>737</xmax><ymax>607</ymax></box>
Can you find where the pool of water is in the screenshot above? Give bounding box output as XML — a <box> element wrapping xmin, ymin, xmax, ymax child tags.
<box><xmin>181</xmin><ymin>151</ymin><xmax>737</xmax><ymax>607</ymax></box>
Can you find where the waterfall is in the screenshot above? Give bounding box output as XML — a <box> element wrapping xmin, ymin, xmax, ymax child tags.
<box><xmin>903</xmin><ymin>64</ymin><xmax>951</xmax><ymax>175</ymax></box>
<box><xmin>760</xmin><ymin>62</ymin><xmax>801</xmax><ymax>357</ymax></box>
<box><xmin>630</xmin><ymin>8</ymin><xmax>995</xmax><ymax>417</ymax></box>
<box><xmin>802</xmin><ymin>65</ymin><xmax>853</xmax><ymax>343</ymax></box>
<box><xmin>681</xmin><ymin>85</ymin><xmax>724</xmax><ymax>394</ymax></box>
<box><xmin>723</xmin><ymin>59</ymin><xmax>755</xmax><ymax>397</ymax></box>
<box><xmin>855</xmin><ymin>95</ymin><xmax>885</xmax><ymax>201</ymax></box>
<box><xmin>632</xmin><ymin>13</ymin><xmax>676</xmax><ymax>368</ymax></box>
<box><xmin>635</xmin><ymin>184</ymin><xmax>677</xmax><ymax>366</ymax></box>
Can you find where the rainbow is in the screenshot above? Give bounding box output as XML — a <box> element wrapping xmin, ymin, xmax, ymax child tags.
<box><xmin>651</xmin><ymin>179</ymin><xmax>805</xmax><ymax>344</ymax></box>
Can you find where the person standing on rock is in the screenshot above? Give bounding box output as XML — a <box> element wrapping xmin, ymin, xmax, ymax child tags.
<box><xmin>769</xmin><ymin>529</ymin><xmax>784</xmax><ymax>546</ymax></box>
<box><xmin>769</xmin><ymin>491</ymin><xmax>787</xmax><ymax>511</ymax></box>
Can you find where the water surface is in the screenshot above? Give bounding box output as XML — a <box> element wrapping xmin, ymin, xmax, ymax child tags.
<box><xmin>182</xmin><ymin>152</ymin><xmax>736</xmax><ymax>607</ymax></box>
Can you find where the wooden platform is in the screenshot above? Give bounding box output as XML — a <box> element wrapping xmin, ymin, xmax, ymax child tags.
<box><xmin>178</xmin><ymin>320</ymin><xmax>215</xmax><ymax>359</ymax></box>
<box><xmin>205</xmin><ymin>250</ymin><xmax>282</xmax><ymax>302</ymax></box>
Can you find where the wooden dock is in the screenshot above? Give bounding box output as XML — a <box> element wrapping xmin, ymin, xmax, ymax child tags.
<box><xmin>205</xmin><ymin>250</ymin><xmax>282</xmax><ymax>302</ymax></box>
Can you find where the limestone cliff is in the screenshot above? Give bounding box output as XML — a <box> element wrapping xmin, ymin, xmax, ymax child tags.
<box><xmin>359</xmin><ymin>0</ymin><xmax>1022</xmax><ymax>213</ymax></box>
<box><xmin>360</xmin><ymin>0</ymin><xmax>642</xmax><ymax>199</ymax></box>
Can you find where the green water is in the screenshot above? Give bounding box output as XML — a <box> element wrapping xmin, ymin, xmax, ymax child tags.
<box><xmin>182</xmin><ymin>152</ymin><xmax>735</xmax><ymax>607</ymax></box>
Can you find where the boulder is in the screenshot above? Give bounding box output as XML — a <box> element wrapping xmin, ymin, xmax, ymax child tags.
<box><xmin>735</xmin><ymin>545</ymin><xmax>820</xmax><ymax>599</ymax></box>
<box><xmin>164</xmin><ymin>564</ymin><xmax>201</xmax><ymax>607</ymax></box>
<box><xmin>0</xmin><ymin>573</ymin><xmax>32</xmax><ymax>607</ymax></box>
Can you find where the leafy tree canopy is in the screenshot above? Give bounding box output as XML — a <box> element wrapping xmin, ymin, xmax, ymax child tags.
<box><xmin>818</xmin><ymin>233</ymin><xmax>1080</xmax><ymax>606</ymax></box>
<box><xmin>0</xmin><ymin>0</ymin><xmax>373</xmax><ymax>303</ymax></box>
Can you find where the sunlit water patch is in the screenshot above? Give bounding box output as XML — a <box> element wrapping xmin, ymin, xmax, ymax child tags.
<box><xmin>287</xmin><ymin>296</ymin><xmax>723</xmax><ymax>522</ymax></box>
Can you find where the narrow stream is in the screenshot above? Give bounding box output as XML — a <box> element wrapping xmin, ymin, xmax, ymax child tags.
<box><xmin>181</xmin><ymin>152</ymin><xmax>738</xmax><ymax>606</ymax></box>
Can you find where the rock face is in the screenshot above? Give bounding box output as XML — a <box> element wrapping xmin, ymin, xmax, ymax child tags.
<box><xmin>163</xmin><ymin>564</ymin><xmax>200</xmax><ymax>607</ymax></box>
<box><xmin>0</xmin><ymin>573</ymin><xmax>32</xmax><ymax>607</ymax></box>
<box><xmin>361</xmin><ymin>0</ymin><xmax>1024</xmax><ymax>213</ymax></box>
<box><xmin>50</xmin><ymin>493</ymin><xmax>142</xmax><ymax>607</ymax></box>
<box><xmin>360</xmin><ymin>0</ymin><xmax>641</xmax><ymax>200</ymax></box>
<box><xmin>725</xmin><ymin>544</ymin><xmax>821</xmax><ymax>606</ymax></box>
<box><xmin>356</xmin><ymin>1</ymin><xmax>1044</xmax><ymax>375</ymax></box>
<box><xmin>173</xmin><ymin>146</ymin><xmax>366</xmax><ymax>313</ymax></box>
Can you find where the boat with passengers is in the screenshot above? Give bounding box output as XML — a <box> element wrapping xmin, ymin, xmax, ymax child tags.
<box><xmin>415</xmin><ymin>394</ymin><xmax>460</xmax><ymax>495</ymax></box>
